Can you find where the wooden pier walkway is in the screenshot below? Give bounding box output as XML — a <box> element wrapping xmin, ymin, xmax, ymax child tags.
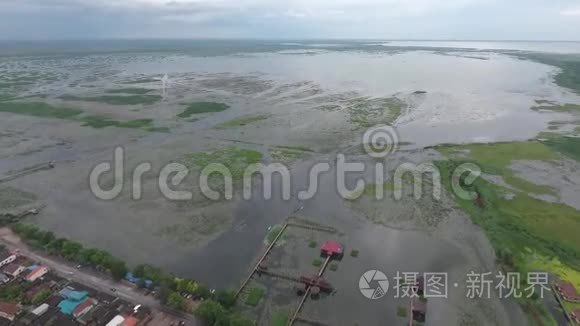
<box><xmin>287</xmin><ymin>256</ymin><xmax>332</xmax><ymax>326</ymax></box>
<box><xmin>235</xmin><ymin>222</ymin><xmax>289</xmax><ymax>299</ymax></box>
<box><xmin>286</xmin><ymin>222</ymin><xmax>336</xmax><ymax>234</ymax></box>
<box><xmin>256</xmin><ymin>268</ymin><xmax>301</xmax><ymax>283</ymax></box>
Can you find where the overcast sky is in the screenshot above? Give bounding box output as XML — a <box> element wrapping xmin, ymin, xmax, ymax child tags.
<box><xmin>1</xmin><ymin>0</ymin><xmax>580</xmax><ymax>40</ymax></box>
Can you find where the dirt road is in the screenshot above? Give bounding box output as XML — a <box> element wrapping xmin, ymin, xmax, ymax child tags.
<box><xmin>0</xmin><ymin>227</ymin><xmax>198</xmax><ymax>325</ymax></box>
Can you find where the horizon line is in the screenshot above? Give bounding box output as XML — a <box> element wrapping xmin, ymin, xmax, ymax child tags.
<box><xmin>1</xmin><ymin>38</ymin><xmax>580</xmax><ymax>43</ymax></box>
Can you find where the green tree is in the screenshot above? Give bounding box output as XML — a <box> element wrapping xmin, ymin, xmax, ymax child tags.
<box><xmin>157</xmin><ymin>285</ymin><xmax>171</xmax><ymax>304</ymax></box>
<box><xmin>89</xmin><ymin>250</ymin><xmax>108</xmax><ymax>267</ymax></box>
<box><xmin>39</xmin><ymin>231</ymin><xmax>55</xmax><ymax>246</ymax></box>
<box><xmin>133</xmin><ymin>264</ymin><xmax>146</xmax><ymax>278</ymax></box>
<box><xmin>76</xmin><ymin>248</ymin><xmax>94</xmax><ymax>264</ymax></box>
<box><xmin>214</xmin><ymin>313</ymin><xmax>231</xmax><ymax>326</ymax></box>
<box><xmin>17</xmin><ymin>224</ymin><xmax>40</xmax><ymax>240</ymax></box>
<box><xmin>61</xmin><ymin>241</ymin><xmax>83</xmax><ymax>259</ymax></box>
<box><xmin>194</xmin><ymin>300</ymin><xmax>226</xmax><ymax>324</ymax></box>
<box><xmin>194</xmin><ymin>284</ymin><xmax>212</xmax><ymax>299</ymax></box>
<box><xmin>167</xmin><ymin>291</ymin><xmax>185</xmax><ymax>311</ymax></box>
<box><xmin>0</xmin><ymin>283</ymin><xmax>24</xmax><ymax>301</ymax></box>
<box><xmin>108</xmin><ymin>259</ymin><xmax>128</xmax><ymax>281</ymax></box>
<box><xmin>46</xmin><ymin>238</ymin><xmax>66</xmax><ymax>254</ymax></box>
<box><xmin>216</xmin><ymin>290</ymin><xmax>236</xmax><ymax>309</ymax></box>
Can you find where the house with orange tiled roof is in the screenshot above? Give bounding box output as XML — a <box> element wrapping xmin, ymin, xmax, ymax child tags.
<box><xmin>24</xmin><ymin>265</ymin><xmax>49</xmax><ymax>282</ymax></box>
<box><xmin>73</xmin><ymin>298</ymin><xmax>96</xmax><ymax>319</ymax></box>
<box><xmin>0</xmin><ymin>301</ymin><xmax>21</xmax><ymax>321</ymax></box>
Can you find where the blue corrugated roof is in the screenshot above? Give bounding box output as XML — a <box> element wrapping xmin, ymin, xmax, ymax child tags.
<box><xmin>58</xmin><ymin>299</ymin><xmax>82</xmax><ymax>315</ymax></box>
<box><xmin>125</xmin><ymin>272</ymin><xmax>154</xmax><ymax>288</ymax></box>
<box><xmin>59</xmin><ymin>288</ymin><xmax>88</xmax><ymax>301</ymax></box>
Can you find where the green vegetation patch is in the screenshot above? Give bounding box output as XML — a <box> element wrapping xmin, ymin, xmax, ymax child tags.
<box><xmin>215</xmin><ymin>114</ymin><xmax>269</xmax><ymax>129</ymax></box>
<box><xmin>269</xmin><ymin>147</ymin><xmax>310</xmax><ymax>164</ymax></box>
<box><xmin>0</xmin><ymin>101</ymin><xmax>82</xmax><ymax>119</ymax></box>
<box><xmin>271</xmin><ymin>311</ymin><xmax>289</xmax><ymax>326</ymax></box>
<box><xmin>521</xmin><ymin>53</ymin><xmax>580</xmax><ymax>94</ymax></box>
<box><xmin>61</xmin><ymin>94</ymin><xmax>162</xmax><ymax>105</ymax></box>
<box><xmin>312</xmin><ymin>259</ymin><xmax>322</xmax><ymax>267</ymax></box>
<box><xmin>245</xmin><ymin>287</ymin><xmax>265</xmax><ymax>306</ymax></box>
<box><xmin>527</xmin><ymin>256</ymin><xmax>580</xmax><ymax>289</ymax></box>
<box><xmin>266</xmin><ymin>225</ymin><xmax>284</xmax><ymax>245</ymax></box>
<box><xmin>329</xmin><ymin>263</ymin><xmax>338</xmax><ymax>271</ymax></box>
<box><xmin>532</xmin><ymin>103</ymin><xmax>580</xmax><ymax>113</ymax></box>
<box><xmin>346</xmin><ymin>96</ymin><xmax>404</xmax><ymax>128</ymax></box>
<box><xmin>177</xmin><ymin>102</ymin><xmax>229</xmax><ymax>118</ymax></box>
<box><xmin>0</xmin><ymin>94</ymin><xmax>15</xmax><ymax>102</ymax></box>
<box><xmin>397</xmin><ymin>306</ymin><xmax>408</xmax><ymax>318</ymax></box>
<box><xmin>536</xmin><ymin>131</ymin><xmax>561</xmax><ymax>140</ymax></box>
<box><xmin>79</xmin><ymin>115</ymin><xmax>153</xmax><ymax>129</ymax></box>
<box><xmin>184</xmin><ymin>147</ymin><xmax>262</xmax><ymax>180</ymax></box>
<box><xmin>0</xmin><ymin>283</ymin><xmax>25</xmax><ymax>302</ymax></box>
<box><xmin>436</xmin><ymin>159</ymin><xmax>580</xmax><ymax>323</ymax></box>
<box><xmin>32</xmin><ymin>289</ymin><xmax>52</xmax><ymax>305</ymax></box>
<box><xmin>11</xmin><ymin>223</ymin><xmax>227</xmax><ymax>317</ymax></box>
<box><xmin>436</xmin><ymin>160</ymin><xmax>580</xmax><ymax>272</ymax></box>
<box><xmin>0</xmin><ymin>187</ymin><xmax>38</xmax><ymax>212</ymax></box>
<box><xmin>535</xmin><ymin>99</ymin><xmax>558</xmax><ymax>106</ymax></box>
<box><xmin>438</xmin><ymin>142</ymin><xmax>557</xmax><ymax>195</ymax></box>
<box><xmin>0</xmin><ymin>81</ymin><xmax>34</xmax><ymax>89</ymax></box>
<box><xmin>270</xmin><ymin>145</ymin><xmax>313</xmax><ymax>163</ymax></box>
<box><xmin>196</xmin><ymin>299</ymin><xmax>254</xmax><ymax>326</ymax></box>
<box><xmin>105</xmin><ymin>88</ymin><xmax>154</xmax><ymax>95</ymax></box>
<box><xmin>350</xmin><ymin>250</ymin><xmax>359</xmax><ymax>257</ymax></box>
<box><xmin>146</xmin><ymin>126</ymin><xmax>170</xmax><ymax>133</ymax></box>
<box><xmin>308</xmin><ymin>240</ymin><xmax>317</xmax><ymax>248</ymax></box>
<box><xmin>12</xmin><ymin>223</ymin><xmax>129</xmax><ymax>280</ymax></box>
<box><xmin>563</xmin><ymin>300</ymin><xmax>580</xmax><ymax>314</ymax></box>
<box><xmin>542</xmin><ymin>136</ymin><xmax>580</xmax><ymax>162</ymax></box>
<box><xmin>0</xmin><ymin>101</ymin><xmax>163</xmax><ymax>131</ymax></box>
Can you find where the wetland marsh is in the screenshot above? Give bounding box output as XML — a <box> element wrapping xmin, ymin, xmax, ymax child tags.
<box><xmin>1</xmin><ymin>40</ymin><xmax>580</xmax><ymax>325</ymax></box>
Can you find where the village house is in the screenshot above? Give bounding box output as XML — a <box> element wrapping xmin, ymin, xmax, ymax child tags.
<box><xmin>25</xmin><ymin>265</ymin><xmax>50</xmax><ymax>282</ymax></box>
<box><xmin>0</xmin><ymin>252</ymin><xmax>17</xmax><ymax>269</ymax></box>
<box><xmin>0</xmin><ymin>301</ymin><xmax>21</xmax><ymax>321</ymax></box>
<box><xmin>2</xmin><ymin>263</ymin><xmax>25</xmax><ymax>278</ymax></box>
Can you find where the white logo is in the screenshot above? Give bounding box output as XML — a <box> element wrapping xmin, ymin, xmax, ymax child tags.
<box><xmin>363</xmin><ymin>125</ymin><xmax>399</xmax><ymax>158</ymax></box>
<box><xmin>359</xmin><ymin>270</ymin><xmax>390</xmax><ymax>299</ymax></box>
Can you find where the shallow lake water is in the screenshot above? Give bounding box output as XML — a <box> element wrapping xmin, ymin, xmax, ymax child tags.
<box><xmin>2</xmin><ymin>41</ymin><xmax>579</xmax><ymax>325</ymax></box>
<box><xmin>122</xmin><ymin>49</ymin><xmax>579</xmax><ymax>146</ymax></box>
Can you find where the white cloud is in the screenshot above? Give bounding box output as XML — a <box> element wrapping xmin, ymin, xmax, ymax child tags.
<box><xmin>561</xmin><ymin>6</ymin><xmax>580</xmax><ymax>16</ymax></box>
<box><xmin>1</xmin><ymin>0</ymin><xmax>580</xmax><ymax>40</ymax></box>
